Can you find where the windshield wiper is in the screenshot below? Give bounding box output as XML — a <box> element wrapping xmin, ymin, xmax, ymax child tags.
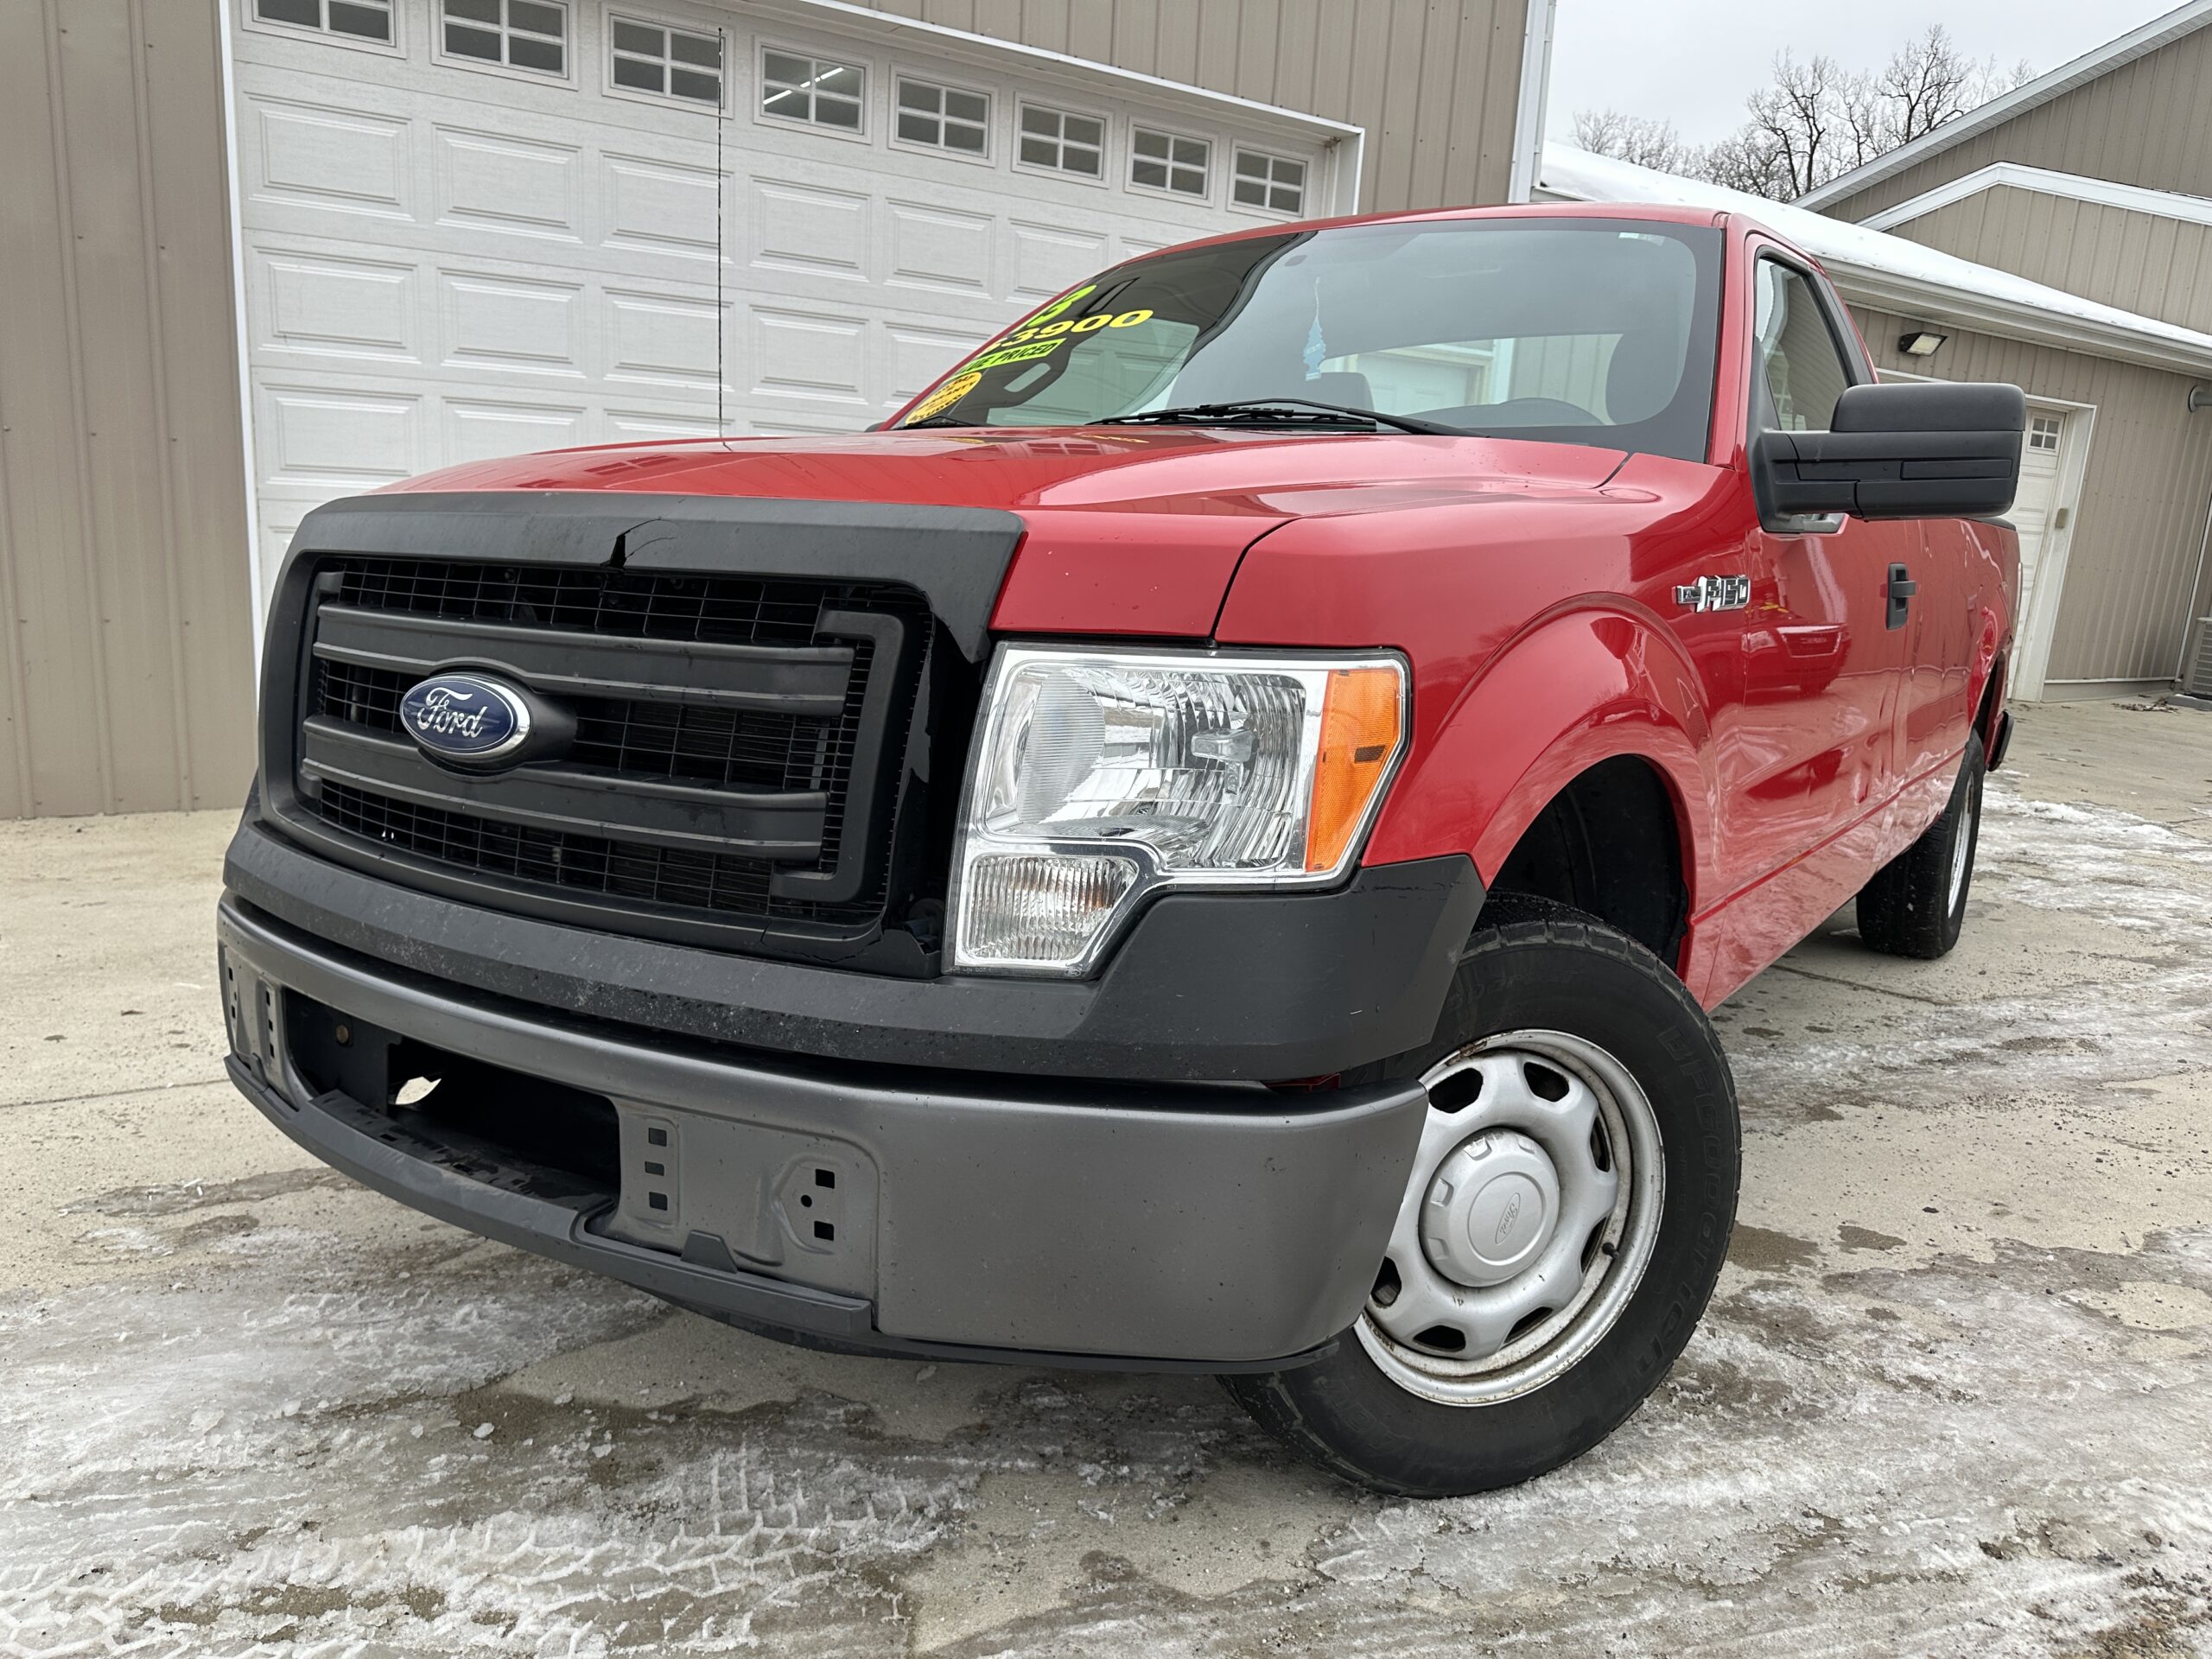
<box><xmin>1095</xmin><ymin>397</ymin><xmax>1459</xmax><ymax>436</ymax></box>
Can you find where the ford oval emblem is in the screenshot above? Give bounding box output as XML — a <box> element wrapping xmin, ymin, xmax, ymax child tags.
<box><xmin>399</xmin><ymin>672</ymin><xmax>532</xmax><ymax>766</ymax></box>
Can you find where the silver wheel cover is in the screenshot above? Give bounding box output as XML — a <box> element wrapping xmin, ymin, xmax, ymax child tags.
<box><xmin>1356</xmin><ymin>1027</ymin><xmax>1666</xmax><ymax>1408</ymax></box>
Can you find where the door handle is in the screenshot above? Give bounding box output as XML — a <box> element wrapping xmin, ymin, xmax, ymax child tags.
<box><xmin>1886</xmin><ymin>563</ymin><xmax>1916</xmax><ymax>631</ymax></box>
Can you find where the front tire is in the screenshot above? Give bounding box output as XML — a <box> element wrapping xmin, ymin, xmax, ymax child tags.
<box><xmin>1224</xmin><ymin>896</ymin><xmax>1739</xmax><ymax>1497</ymax></box>
<box><xmin>1857</xmin><ymin>731</ymin><xmax>1986</xmax><ymax>960</ymax></box>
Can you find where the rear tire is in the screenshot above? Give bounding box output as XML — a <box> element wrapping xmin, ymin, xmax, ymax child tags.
<box><xmin>1222</xmin><ymin>895</ymin><xmax>1739</xmax><ymax>1498</ymax></box>
<box><xmin>1857</xmin><ymin>732</ymin><xmax>1985</xmax><ymax>960</ymax></box>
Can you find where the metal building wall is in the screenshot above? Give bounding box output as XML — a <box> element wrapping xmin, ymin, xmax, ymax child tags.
<box><xmin>0</xmin><ymin>0</ymin><xmax>257</xmax><ymax>820</ymax></box>
<box><xmin>860</xmin><ymin>0</ymin><xmax>1531</xmax><ymax>210</ymax></box>
<box><xmin>1821</xmin><ymin>23</ymin><xmax>2212</xmax><ymax>224</ymax></box>
<box><xmin>1856</xmin><ymin>305</ymin><xmax>2212</xmax><ymax>689</ymax></box>
<box><xmin>1887</xmin><ymin>188</ymin><xmax>2212</xmax><ymax>338</ymax></box>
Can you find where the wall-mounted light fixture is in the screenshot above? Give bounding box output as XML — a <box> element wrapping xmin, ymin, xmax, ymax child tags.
<box><xmin>1898</xmin><ymin>330</ymin><xmax>1948</xmax><ymax>358</ymax></box>
<box><xmin>2189</xmin><ymin>385</ymin><xmax>2212</xmax><ymax>412</ymax></box>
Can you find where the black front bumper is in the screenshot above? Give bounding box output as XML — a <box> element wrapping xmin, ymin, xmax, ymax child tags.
<box><xmin>219</xmin><ymin>896</ymin><xmax>1433</xmax><ymax>1368</ymax></box>
<box><xmin>219</xmin><ymin>817</ymin><xmax>1479</xmax><ymax>1365</ymax></box>
<box><xmin>226</xmin><ymin>818</ymin><xmax>1483</xmax><ymax>1081</ymax></box>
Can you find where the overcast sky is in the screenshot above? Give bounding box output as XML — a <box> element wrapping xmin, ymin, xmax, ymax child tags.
<box><xmin>1548</xmin><ymin>0</ymin><xmax>2182</xmax><ymax>145</ymax></box>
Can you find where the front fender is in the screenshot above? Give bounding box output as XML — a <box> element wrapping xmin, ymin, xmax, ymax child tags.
<box><xmin>1363</xmin><ymin>606</ymin><xmax>1721</xmax><ymax>913</ymax></box>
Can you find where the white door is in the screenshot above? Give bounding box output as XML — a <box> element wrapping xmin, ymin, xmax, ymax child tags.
<box><xmin>227</xmin><ymin>0</ymin><xmax>1343</xmax><ymax>610</ymax></box>
<box><xmin>2012</xmin><ymin>409</ymin><xmax>2067</xmax><ymax>632</ymax></box>
<box><xmin>2010</xmin><ymin>402</ymin><xmax>2093</xmax><ymax>698</ymax></box>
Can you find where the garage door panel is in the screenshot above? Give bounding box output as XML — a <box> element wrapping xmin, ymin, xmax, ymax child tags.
<box><xmin>431</xmin><ymin>125</ymin><xmax>585</xmax><ymax>244</ymax></box>
<box><xmin>232</xmin><ymin>10</ymin><xmax>1340</xmax><ymax>603</ymax></box>
<box><xmin>603</xmin><ymin>153</ymin><xmax>721</xmax><ymax>261</ymax></box>
<box><xmin>249</xmin><ymin>94</ymin><xmax>413</xmax><ymax>220</ymax></box>
<box><xmin>256</xmin><ymin>248</ymin><xmax>420</xmax><ymax>364</ymax></box>
<box><xmin>747</xmin><ymin>177</ymin><xmax>873</xmax><ymax>283</ymax></box>
<box><xmin>747</xmin><ymin>306</ymin><xmax>871</xmax><ymax>406</ymax></box>
<box><xmin>885</xmin><ymin>200</ymin><xmax>995</xmax><ymax>298</ymax></box>
<box><xmin>257</xmin><ymin>385</ymin><xmax>423</xmax><ymax>488</ymax></box>
<box><xmin>605</xmin><ymin>405</ymin><xmax>725</xmax><ymax>443</ymax></box>
<box><xmin>442</xmin><ymin>397</ymin><xmax>590</xmax><ymax>463</ymax></box>
<box><xmin>607</xmin><ymin>288</ymin><xmax>722</xmax><ymax>387</ymax></box>
<box><xmin>440</xmin><ymin>270</ymin><xmax>587</xmax><ymax>377</ymax></box>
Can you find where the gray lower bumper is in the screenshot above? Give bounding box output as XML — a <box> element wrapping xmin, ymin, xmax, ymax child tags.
<box><xmin>218</xmin><ymin>898</ymin><xmax>1428</xmax><ymax>1368</ymax></box>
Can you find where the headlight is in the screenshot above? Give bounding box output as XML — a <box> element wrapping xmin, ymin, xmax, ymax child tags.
<box><xmin>947</xmin><ymin>645</ymin><xmax>1408</xmax><ymax>976</ymax></box>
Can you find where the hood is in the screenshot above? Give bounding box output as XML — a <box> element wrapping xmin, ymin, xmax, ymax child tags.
<box><xmin>387</xmin><ymin>428</ymin><xmax>1631</xmax><ymax>638</ymax></box>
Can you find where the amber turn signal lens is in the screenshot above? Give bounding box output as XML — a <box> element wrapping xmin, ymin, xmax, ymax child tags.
<box><xmin>1304</xmin><ymin>665</ymin><xmax>1404</xmax><ymax>873</ymax></box>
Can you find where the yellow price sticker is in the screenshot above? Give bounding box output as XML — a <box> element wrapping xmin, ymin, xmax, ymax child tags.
<box><xmin>905</xmin><ymin>371</ymin><xmax>982</xmax><ymax>424</ymax></box>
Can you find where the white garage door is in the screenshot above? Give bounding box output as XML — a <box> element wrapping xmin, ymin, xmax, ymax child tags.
<box><xmin>228</xmin><ymin>0</ymin><xmax>1347</xmax><ymax>607</ymax></box>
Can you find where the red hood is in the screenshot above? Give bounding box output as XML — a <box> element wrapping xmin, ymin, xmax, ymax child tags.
<box><xmin>387</xmin><ymin>429</ymin><xmax>1630</xmax><ymax>638</ymax></box>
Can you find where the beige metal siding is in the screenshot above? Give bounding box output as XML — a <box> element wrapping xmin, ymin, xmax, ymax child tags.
<box><xmin>860</xmin><ymin>0</ymin><xmax>1530</xmax><ymax>208</ymax></box>
<box><xmin>1824</xmin><ymin>24</ymin><xmax>2212</xmax><ymax>223</ymax></box>
<box><xmin>0</xmin><ymin>0</ymin><xmax>256</xmax><ymax>819</ymax></box>
<box><xmin>1887</xmin><ymin>188</ymin><xmax>2212</xmax><ymax>337</ymax></box>
<box><xmin>1854</xmin><ymin>306</ymin><xmax>2212</xmax><ymax>685</ymax></box>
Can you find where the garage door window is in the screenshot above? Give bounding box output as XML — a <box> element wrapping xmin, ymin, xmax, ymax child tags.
<box><xmin>442</xmin><ymin>0</ymin><xmax>566</xmax><ymax>76</ymax></box>
<box><xmin>762</xmin><ymin>49</ymin><xmax>865</xmax><ymax>130</ymax></box>
<box><xmin>254</xmin><ymin>0</ymin><xmax>392</xmax><ymax>44</ymax></box>
<box><xmin>609</xmin><ymin>17</ymin><xmax>722</xmax><ymax>105</ymax></box>
<box><xmin>1018</xmin><ymin>104</ymin><xmax>1105</xmax><ymax>178</ymax></box>
<box><xmin>1131</xmin><ymin>129</ymin><xmax>1210</xmax><ymax>197</ymax></box>
<box><xmin>1232</xmin><ymin>149</ymin><xmax>1306</xmax><ymax>214</ymax></box>
<box><xmin>896</xmin><ymin>78</ymin><xmax>990</xmax><ymax>155</ymax></box>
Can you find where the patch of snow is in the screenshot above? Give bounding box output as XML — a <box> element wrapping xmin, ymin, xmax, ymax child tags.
<box><xmin>1538</xmin><ymin>145</ymin><xmax>2212</xmax><ymax>371</ymax></box>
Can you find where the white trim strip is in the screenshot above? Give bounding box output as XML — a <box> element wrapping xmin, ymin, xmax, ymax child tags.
<box><xmin>1821</xmin><ymin>254</ymin><xmax>2212</xmax><ymax>376</ymax></box>
<box><xmin>1507</xmin><ymin>0</ymin><xmax>1557</xmax><ymax>205</ymax></box>
<box><xmin>1863</xmin><ymin>162</ymin><xmax>2212</xmax><ymax>232</ymax></box>
<box><xmin>1799</xmin><ymin>0</ymin><xmax>2212</xmax><ymax>211</ymax></box>
<box><xmin>215</xmin><ymin>0</ymin><xmax>266</xmax><ymax>671</ymax></box>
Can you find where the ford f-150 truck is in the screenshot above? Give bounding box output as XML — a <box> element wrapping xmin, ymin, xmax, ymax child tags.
<box><xmin>219</xmin><ymin>202</ymin><xmax>2023</xmax><ymax>1497</ymax></box>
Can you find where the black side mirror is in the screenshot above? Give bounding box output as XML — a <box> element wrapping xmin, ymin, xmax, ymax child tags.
<box><xmin>1752</xmin><ymin>380</ymin><xmax>2025</xmax><ymax>528</ymax></box>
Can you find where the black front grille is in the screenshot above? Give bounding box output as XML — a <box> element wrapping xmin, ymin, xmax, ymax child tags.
<box><xmin>314</xmin><ymin>657</ymin><xmax>855</xmax><ymax>797</ymax></box>
<box><xmin>290</xmin><ymin>558</ymin><xmax>929</xmax><ymax>942</ymax></box>
<box><xmin>315</xmin><ymin>779</ymin><xmax>783</xmax><ymax>917</ymax></box>
<box><xmin>334</xmin><ymin>558</ymin><xmax>851</xmax><ymax>648</ymax></box>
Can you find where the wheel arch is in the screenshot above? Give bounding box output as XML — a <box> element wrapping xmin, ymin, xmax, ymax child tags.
<box><xmin>1363</xmin><ymin>606</ymin><xmax>1719</xmax><ymax>973</ymax></box>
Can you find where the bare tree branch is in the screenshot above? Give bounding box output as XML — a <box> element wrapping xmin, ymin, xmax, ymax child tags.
<box><xmin>1571</xmin><ymin>108</ymin><xmax>1692</xmax><ymax>173</ymax></box>
<box><xmin>1568</xmin><ymin>25</ymin><xmax>2042</xmax><ymax>202</ymax></box>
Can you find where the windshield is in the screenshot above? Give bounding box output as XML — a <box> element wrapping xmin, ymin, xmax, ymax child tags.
<box><xmin>897</xmin><ymin>216</ymin><xmax>1723</xmax><ymax>461</ymax></box>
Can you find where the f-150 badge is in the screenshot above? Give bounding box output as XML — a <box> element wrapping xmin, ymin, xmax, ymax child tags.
<box><xmin>1675</xmin><ymin>575</ymin><xmax>1751</xmax><ymax>613</ymax></box>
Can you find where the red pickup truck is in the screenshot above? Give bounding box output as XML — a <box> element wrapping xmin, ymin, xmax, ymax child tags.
<box><xmin>219</xmin><ymin>202</ymin><xmax>2022</xmax><ymax>1497</ymax></box>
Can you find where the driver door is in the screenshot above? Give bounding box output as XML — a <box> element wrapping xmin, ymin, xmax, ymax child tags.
<box><xmin>1736</xmin><ymin>254</ymin><xmax>1915</xmax><ymax>887</ymax></box>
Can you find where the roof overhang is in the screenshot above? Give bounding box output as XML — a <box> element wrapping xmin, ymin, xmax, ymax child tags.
<box><xmin>1862</xmin><ymin>162</ymin><xmax>2212</xmax><ymax>233</ymax></box>
<box><xmin>1539</xmin><ymin>143</ymin><xmax>2212</xmax><ymax>379</ymax></box>
<box><xmin>1811</xmin><ymin>253</ymin><xmax>2212</xmax><ymax>376</ymax></box>
<box><xmin>1799</xmin><ymin>0</ymin><xmax>2212</xmax><ymax>212</ymax></box>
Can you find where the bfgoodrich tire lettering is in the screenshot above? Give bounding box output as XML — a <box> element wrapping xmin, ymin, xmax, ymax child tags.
<box><xmin>1223</xmin><ymin>894</ymin><xmax>1741</xmax><ymax>1497</ymax></box>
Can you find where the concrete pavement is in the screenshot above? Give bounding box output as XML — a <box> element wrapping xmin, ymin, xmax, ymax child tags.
<box><xmin>3</xmin><ymin>700</ymin><xmax>2209</xmax><ymax>1656</ymax></box>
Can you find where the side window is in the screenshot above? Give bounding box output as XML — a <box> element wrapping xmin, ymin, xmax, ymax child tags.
<box><xmin>1752</xmin><ymin>261</ymin><xmax>1853</xmax><ymax>433</ymax></box>
<box><xmin>442</xmin><ymin>0</ymin><xmax>566</xmax><ymax>75</ymax></box>
<box><xmin>256</xmin><ymin>0</ymin><xmax>393</xmax><ymax>42</ymax></box>
<box><xmin>1017</xmin><ymin>104</ymin><xmax>1105</xmax><ymax>177</ymax></box>
<box><xmin>761</xmin><ymin>48</ymin><xmax>865</xmax><ymax>130</ymax></box>
<box><xmin>611</xmin><ymin>17</ymin><xmax>724</xmax><ymax>105</ymax></box>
